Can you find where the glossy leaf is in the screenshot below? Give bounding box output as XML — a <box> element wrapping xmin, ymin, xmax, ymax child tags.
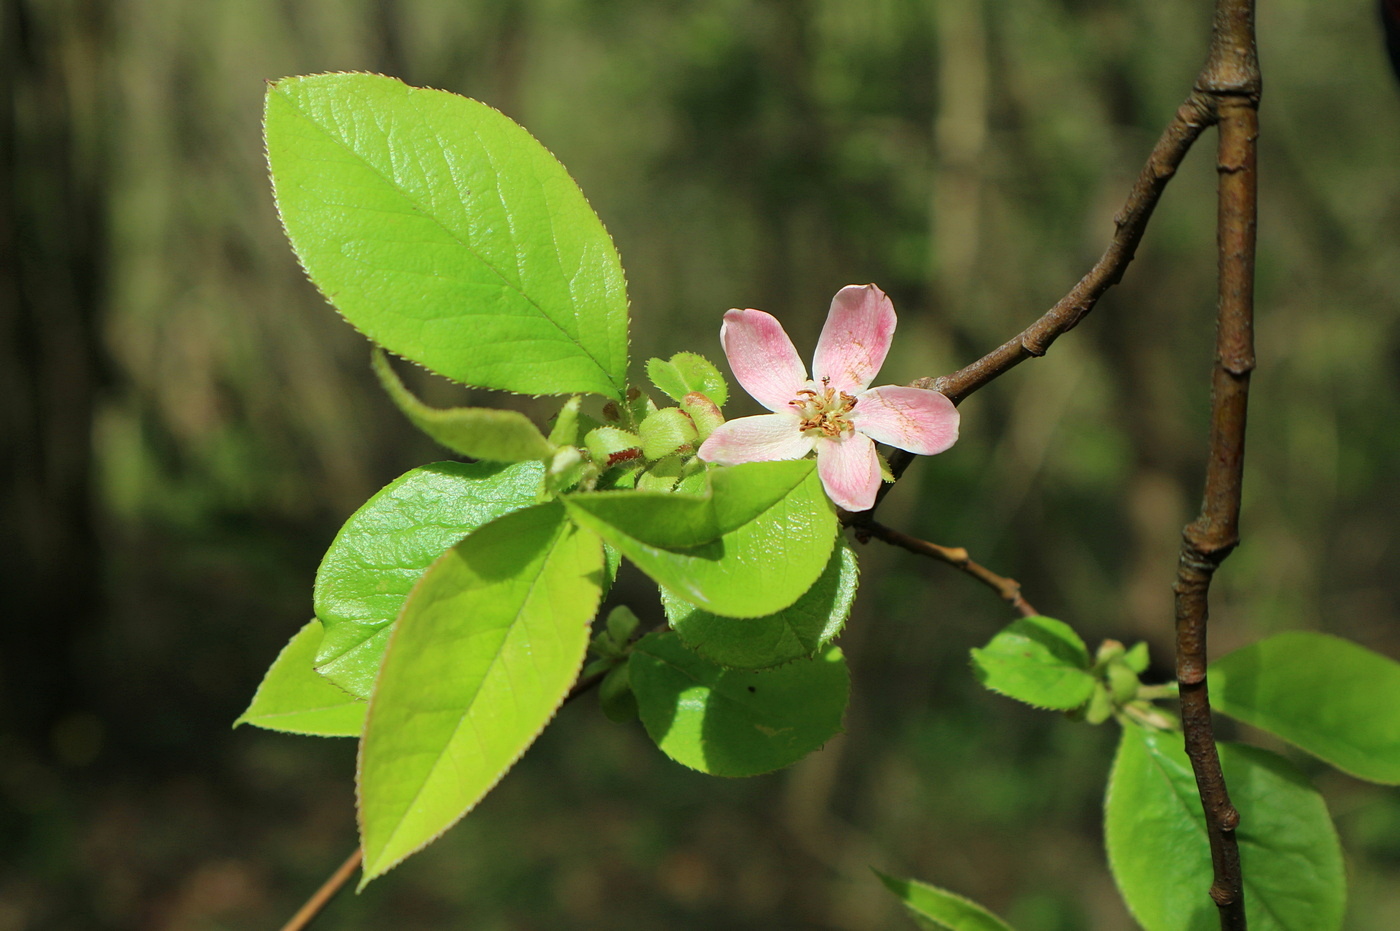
<box><xmin>663</xmin><ymin>542</ymin><xmax>857</xmax><ymax>669</ymax></box>
<box><xmin>1105</xmin><ymin>725</ymin><xmax>1345</xmax><ymax>931</ymax></box>
<box><xmin>628</xmin><ymin>631</ymin><xmax>848</xmax><ymax>777</ymax></box>
<box><xmin>564</xmin><ymin>459</ymin><xmax>815</xmax><ymax>549</ymax></box>
<box><xmin>235</xmin><ymin>620</ymin><xmax>366</xmax><ymax>737</ymax></box>
<box><xmin>371</xmin><ymin>350</ymin><xmax>554</xmax><ymax>461</ymax></box>
<box><xmin>647</xmin><ymin>352</ymin><xmax>728</xmax><ymax>407</ymax></box>
<box><xmin>266</xmin><ymin>73</ymin><xmax>629</xmax><ymax>398</ymax></box>
<box><xmin>874</xmin><ymin>871</ymin><xmax>1017</xmax><ymax>931</ymax></box>
<box><xmin>565</xmin><ymin>461</ymin><xmax>836</xmax><ymax>618</ymax></box>
<box><xmin>357</xmin><ymin>502</ymin><xmax>603</xmax><ymax>884</ymax></box>
<box><xmin>970</xmin><ymin>616</ymin><xmax>1095</xmax><ymax>710</ymax></box>
<box><xmin>315</xmin><ymin>460</ymin><xmax>543</xmax><ymax>699</ymax></box>
<box><xmin>1211</xmin><ymin>631</ymin><xmax>1400</xmax><ymax>784</ymax></box>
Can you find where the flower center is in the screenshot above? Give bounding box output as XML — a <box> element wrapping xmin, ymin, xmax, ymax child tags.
<box><xmin>790</xmin><ymin>378</ymin><xmax>858</xmax><ymax>438</ymax></box>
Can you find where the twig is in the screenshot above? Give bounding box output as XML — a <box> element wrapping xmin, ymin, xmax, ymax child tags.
<box><xmin>1171</xmin><ymin>0</ymin><xmax>1260</xmax><ymax>925</ymax></box>
<box><xmin>278</xmin><ymin>847</ymin><xmax>362</xmax><ymax>931</ymax></box>
<box><xmin>280</xmin><ymin>668</ymin><xmax>611</xmax><ymax>930</ymax></box>
<box><xmin>857</xmin><ymin>521</ymin><xmax>1038</xmax><ymax>618</ymax></box>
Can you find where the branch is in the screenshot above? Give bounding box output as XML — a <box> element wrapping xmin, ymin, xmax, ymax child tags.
<box><xmin>856</xmin><ymin>521</ymin><xmax>1039</xmax><ymax>618</ymax></box>
<box><xmin>1171</xmin><ymin>1</ymin><xmax>1260</xmax><ymax>925</ymax></box>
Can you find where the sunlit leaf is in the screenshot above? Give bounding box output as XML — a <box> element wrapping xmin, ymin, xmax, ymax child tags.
<box><xmin>1105</xmin><ymin>725</ymin><xmax>1345</xmax><ymax>931</ymax></box>
<box><xmin>315</xmin><ymin>460</ymin><xmax>543</xmax><ymax>699</ymax></box>
<box><xmin>266</xmin><ymin>72</ymin><xmax>629</xmax><ymax>398</ymax></box>
<box><xmin>628</xmin><ymin>631</ymin><xmax>848</xmax><ymax>776</ymax></box>
<box><xmin>1212</xmin><ymin>631</ymin><xmax>1400</xmax><ymax>784</ymax></box>
<box><xmin>970</xmin><ymin>616</ymin><xmax>1095</xmax><ymax>710</ymax></box>
<box><xmin>235</xmin><ymin>620</ymin><xmax>366</xmax><ymax>738</ymax></box>
<box><xmin>357</xmin><ymin>502</ymin><xmax>603</xmax><ymax>884</ymax></box>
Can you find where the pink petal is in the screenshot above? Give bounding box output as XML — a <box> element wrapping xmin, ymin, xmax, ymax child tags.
<box><xmin>849</xmin><ymin>386</ymin><xmax>960</xmax><ymax>455</ymax></box>
<box><xmin>697</xmin><ymin>413</ymin><xmax>815</xmax><ymax>464</ymax></box>
<box><xmin>811</xmin><ymin>284</ymin><xmax>897</xmax><ymax>394</ymax></box>
<box><xmin>720</xmin><ymin>309</ymin><xmax>809</xmax><ymax>412</ymax></box>
<box><xmin>815</xmin><ymin>432</ymin><xmax>882</xmax><ymax>512</ymax></box>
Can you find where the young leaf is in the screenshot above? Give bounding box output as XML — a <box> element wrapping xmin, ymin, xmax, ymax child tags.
<box><xmin>1105</xmin><ymin>725</ymin><xmax>1345</xmax><ymax>931</ymax></box>
<box><xmin>357</xmin><ymin>502</ymin><xmax>603</xmax><ymax>885</ymax></box>
<box><xmin>646</xmin><ymin>352</ymin><xmax>729</xmax><ymax>407</ymax></box>
<box><xmin>970</xmin><ymin>616</ymin><xmax>1096</xmax><ymax>710</ymax></box>
<box><xmin>873</xmin><ymin>871</ymin><xmax>1017</xmax><ymax>931</ymax></box>
<box><xmin>315</xmin><ymin>460</ymin><xmax>543</xmax><ymax>699</ymax></box>
<box><xmin>662</xmin><ymin>542</ymin><xmax>857</xmax><ymax>669</ymax></box>
<box><xmin>565</xmin><ymin>461</ymin><xmax>836</xmax><ymax>618</ymax></box>
<box><xmin>266</xmin><ymin>73</ymin><xmax>629</xmax><ymax>398</ymax></box>
<box><xmin>235</xmin><ymin>620</ymin><xmax>366</xmax><ymax>738</ymax></box>
<box><xmin>628</xmin><ymin>631</ymin><xmax>848</xmax><ymax>777</ymax></box>
<box><xmin>371</xmin><ymin>350</ymin><xmax>554</xmax><ymax>461</ymax></box>
<box><xmin>564</xmin><ymin>458</ymin><xmax>816</xmax><ymax>549</ymax></box>
<box><xmin>1211</xmin><ymin>631</ymin><xmax>1400</xmax><ymax>784</ymax></box>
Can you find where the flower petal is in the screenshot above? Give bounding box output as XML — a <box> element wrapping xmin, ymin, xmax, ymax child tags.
<box><xmin>811</xmin><ymin>284</ymin><xmax>897</xmax><ymax>394</ymax></box>
<box><xmin>720</xmin><ymin>309</ymin><xmax>809</xmax><ymax>412</ymax></box>
<box><xmin>697</xmin><ymin>413</ymin><xmax>815</xmax><ymax>464</ymax></box>
<box><xmin>849</xmin><ymin>386</ymin><xmax>960</xmax><ymax>455</ymax></box>
<box><xmin>815</xmin><ymin>432</ymin><xmax>881</xmax><ymax>512</ymax></box>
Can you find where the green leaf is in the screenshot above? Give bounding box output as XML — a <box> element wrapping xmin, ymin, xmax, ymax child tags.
<box><xmin>314</xmin><ymin>460</ymin><xmax>543</xmax><ymax>699</ymax></box>
<box><xmin>235</xmin><ymin>620</ymin><xmax>366</xmax><ymax>737</ymax></box>
<box><xmin>663</xmin><ymin>542</ymin><xmax>857</xmax><ymax>669</ymax></box>
<box><xmin>564</xmin><ymin>461</ymin><xmax>836</xmax><ymax>618</ymax></box>
<box><xmin>1211</xmin><ymin>631</ymin><xmax>1400</xmax><ymax>784</ymax></box>
<box><xmin>970</xmin><ymin>616</ymin><xmax>1096</xmax><ymax>710</ymax></box>
<box><xmin>874</xmin><ymin>871</ymin><xmax>1017</xmax><ymax>931</ymax></box>
<box><xmin>628</xmin><ymin>631</ymin><xmax>848</xmax><ymax>776</ymax></box>
<box><xmin>266</xmin><ymin>73</ymin><xmax>629</xmax><ymax>398</ymax></box>
<box><xmin>370</xmin><ymin>350</ymin><xmax>554</xmax><ymax>461</ymax></box>
<box><xmin>357</xmin><ymin>502</ymin><xmax>603</xmax><ymax>884</ymax></box>
<box><xmin>1105</xmin><ymin>725</ymin><xmax>1345</xmax><ymax>931</ymax></box>
<box><xmin>646</xmin><ymin>352</ymin><xmax>728</xmax><ymax>407</ymax></box>
<box><xmin>564</xmin><ymin>459</ymin><xmax>816</xmax><ymax>549</ymax></box>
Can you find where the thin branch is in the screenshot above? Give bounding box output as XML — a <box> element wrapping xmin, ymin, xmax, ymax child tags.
<box><xmin>1172</xmin><ymin>0</ymin><xmax>1260</xmax><ymax>925</ymax></box>
<box><xmin>278</xmin><ymin>847</ymin><xmax>363</xmax><ymax>931</ymax></box>
<box><xmin>857</xmin><ymin>521</ymin><xmax>1038</xmax><ymax>618</ymax></box>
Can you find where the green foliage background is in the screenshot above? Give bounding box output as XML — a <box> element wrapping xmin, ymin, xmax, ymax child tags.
<box><xmin>4</xmin><ymin>0</ymin><xmax>1400</xmax><ymax>927</ymax></box>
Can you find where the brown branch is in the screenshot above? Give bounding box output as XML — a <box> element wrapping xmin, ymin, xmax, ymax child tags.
<box><xmin>857</xmin><ymin>521</ymin><xmax>1038</xmax><ymax>618</ymax></box>
<box><xmin>1172</xmin><ymin>1</ymin><xmax>1260</xmax><ymax>926</ymax></box>
<box><xmin>278</xmin><ymin>847</ymin><xmax>362</xmax><ymax>931</ymax></box>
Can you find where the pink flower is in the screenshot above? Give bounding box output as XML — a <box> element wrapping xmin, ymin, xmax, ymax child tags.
<box><xmin>697</xmin><ymin>284</ymin><xmax>960</xmax><ymax>512</ymax></box>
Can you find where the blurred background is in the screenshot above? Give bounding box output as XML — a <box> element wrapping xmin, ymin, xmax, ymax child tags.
<box><xmin>5</xmin><ymin>0</ymin><xmax>1400</xmax><ymax>928</ymax></box>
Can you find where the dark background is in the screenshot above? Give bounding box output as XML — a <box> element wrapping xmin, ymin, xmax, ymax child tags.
<box><xmin>5</xmin><ymin>0</ymin><xmax>1400</xmax><ymax>928</ymax></box>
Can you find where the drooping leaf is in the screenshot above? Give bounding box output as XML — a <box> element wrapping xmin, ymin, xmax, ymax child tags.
<box><xmin>266</xmin><ymin>72</ymin><xmax>629</xmax><ymax>398</ymax></box>
<box><xmin>357</xmin><ymin>502</ymin><xmax>603</xmax><ymax>884</ymax></box>
<box><xmin>235</xmin><ymin>620</ymin><xmax>366</xmax><ymax>738</ymax></box>
<box><xmin>563</xmin><ymin>459</ymin><xmax>815</xmax><ymax>549</ymax></box>
<box><xmin>1104</xmin><ymin>725</ymin><xmax>1345</xmax><ymax>931</ymax></box>
<box><xmin>371</xmin><ymin>350</ymin><xmax>554</xmax><ymax>461</ymax></box>
<box><xmin>565</xmin><ymin>461</ymin><xmax>836</xmax><ymax>618</ymax></box>
<box><xmin>314</xmin><ymin>460</ymin><xmax>543</xmax><ymax>698</ymax></box>
<box><xmin>663</xmin><ymin>542</ymin><xmax>857</xmax><ymax>669</ymax></box>
<box><xmin>628</xmin><ymin>631</ymin><xmax>848</xmax><ymax>777</ymax></box>
<box><xmin>646</xmin><ymin>352</ymin><xmax>728</xmax><ymax>407</ymax></box>
<box><xmin>970</xmin><ymin>616</ymin><xmax>1096</xmax><ymax>710</ymax></box>
<box><xmin>1211</xmin><ymin>631</ymin><xmax>1400</xmax><ymax>784</ymax></box>
<box><xmin>874</xmin><ymin>871</ymin><xmax>1017</xmax><ymax>931</ymax></box>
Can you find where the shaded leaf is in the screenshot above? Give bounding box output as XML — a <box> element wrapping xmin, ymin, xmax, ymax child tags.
<box><xmin>628</xmin><ymin>631</ymin><xmax>848</xmax><ymax>777</ymax></box>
